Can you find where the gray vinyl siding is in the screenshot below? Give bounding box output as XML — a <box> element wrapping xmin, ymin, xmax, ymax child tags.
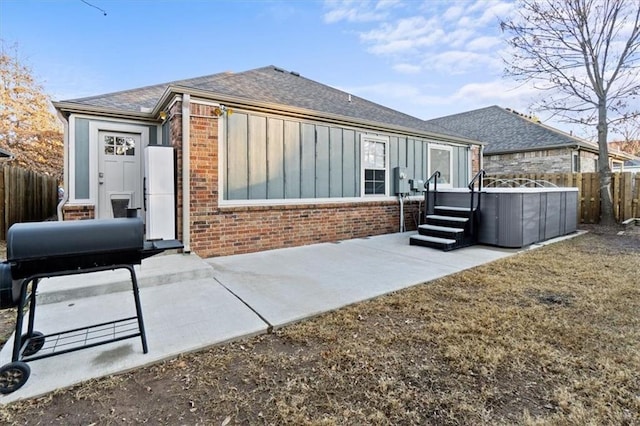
<box><xmin>75</xmin><ymin>118</ymin><xmax>90</xmax><ymax>199</ymax></box>
<box><xmin>267</xmin><ymin>118</ymin><xmax>284</xmax><ymax>199</ymax></box>
<box><xmin>300</xmin><ymin>123</ymin><xmax>316</xmax><ymax>197</ymax></box>
<box><xmin>342</xmin><ymin>130</ymin><xmax>357</xmax><ymax>197</ymax></box>
<box><xmin>315</xmin><ymin>126</ymin><xmax>330</xmax><ymax>198</ymax></box>
<box><xmin>454</xmin><ymin>146</ymin><xmax>468</xmax><ymax>187</ymax></box>
<box><xmin>226</xmin><ymin>113</ymin><xmax>248</xmax><ymax>199</ymax></box>
<box><xmin>248</xmin><ymin>115</ymin><xmax>267</xmax><ymax>199</ymax></box>
<box><xmin>224</xmin><ymin>111</ymin><xmax>469</xmax><ymax>200</ymax></box>
<box><xmin>283</xmin><ymin>120</ymin><xmax>301</xmax><ymax>198</ymax></box>
<box><xmin>329</xmin><ymin>128</ymin><xmax>343</xmax><ymax>197</ymax></box>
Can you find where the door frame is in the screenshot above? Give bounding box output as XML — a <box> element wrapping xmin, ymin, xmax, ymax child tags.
<box><xmin>89</xmin><ymin>122</ymin><xmax>149</xmax><ymax>219</ymax></box>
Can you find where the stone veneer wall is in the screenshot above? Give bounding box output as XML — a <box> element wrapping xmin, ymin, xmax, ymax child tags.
<box><xmin>578</xmin><ymin>151</ymin><xmax>599</xmax><ymax>172</ymax></box>
<box><xmin>169</xmin><ymin>101</ymin><xmax>416</xmax><ymax>258</ymax></box>
<box><xmin>484</xmin><ymin>148</ymin><xmax>574</xmax><ymax>174</ymax></box>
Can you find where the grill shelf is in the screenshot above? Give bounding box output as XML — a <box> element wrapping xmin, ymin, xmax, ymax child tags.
<box><xmin>19</xmin><ymin>317</ymin><xmax>141</xmax><ymax>363</ymax></box>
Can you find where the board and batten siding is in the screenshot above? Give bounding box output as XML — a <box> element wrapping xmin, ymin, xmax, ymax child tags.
<box><xmin>224</xmin><ymin>111</ymin><xmax>468</xmax><ymax>200</ymax></box>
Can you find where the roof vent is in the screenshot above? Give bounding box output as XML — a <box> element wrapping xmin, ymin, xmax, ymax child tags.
<box><xmin>348</xmin><ymin>94</ymin><xmax>352</xmax><ymax>103</ymax></box>
<box><xmin>140</xmin><ymin>107</ymin><xmax>153</xmax><ymax>113</ymax></box>
<box><xmin>273</xmin><ymin>66</ymin><xmax>285</xmax><ymax>73</ymax></box>
<box><xmin>290</xmin><ymin>71</ymin><xmax>300</xmax><ymax>76</ymax></box>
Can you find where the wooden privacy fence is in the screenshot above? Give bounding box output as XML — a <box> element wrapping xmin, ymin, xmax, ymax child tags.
<box><xmin>0</xmin><ymin>165</ymin><xmax>59</xmax><ymax>240</ymax></box>
<box><xmin>484</xmin><ymin>172</ymin><xmax>640</xmax><ymax>224</ymax></box>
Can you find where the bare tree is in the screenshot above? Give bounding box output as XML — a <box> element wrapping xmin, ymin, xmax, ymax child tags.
<box><xmin>0</xmin><ymin>43</ymin><xmax>63</xmax><ymax>178</ymax></box>
<box><xmin>501</xmin><ymin>0</ymin><xmax>640</xmax><ymax>225</ymax></box>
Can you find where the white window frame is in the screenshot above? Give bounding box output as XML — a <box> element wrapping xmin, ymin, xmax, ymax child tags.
<box><xmin>572</xmin><ymin>151</ymin><xmax>580</xmax><ymax>173</ymax></box>
<box><xmin>428</xmin><ymin>144</ymin><xmax>453</xmax><ymax>188</ymax></box>
<box><xmin>360</xmin><ymin>134</ymin><xmax>390</xmax><ymax>197</ymax></box>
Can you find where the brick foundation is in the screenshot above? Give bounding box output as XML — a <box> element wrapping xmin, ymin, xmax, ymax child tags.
<box><xmin>62</xmin><ymin>204</ymin><xmax>95</xmax><ymax>220</ymax></box>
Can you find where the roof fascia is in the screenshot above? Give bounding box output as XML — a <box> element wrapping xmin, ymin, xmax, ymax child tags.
<box><xmin>155</xmin><ymin>85</ymin><xmax>484</xmax><ymax>146</ymax></box>
<box><xmin>487</xmin><ymin>142</ymin><xmax>632</xmax><ymax>160</ymax></box>
<box><xmin>53</xmin><ymin>101</ymin><xmax>160</xmax><ymax>123</ymax></box>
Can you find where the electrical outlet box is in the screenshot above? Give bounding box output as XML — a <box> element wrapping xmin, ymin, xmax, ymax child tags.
<box><xmin>411</xmin><ymin>179</ymin><xmax>425</xmax><ymax>191</ymax></box>
<box><xmin>394</xmin><ymin>167</ymin><xmax>410</xmax><ymax>194</ymax></box>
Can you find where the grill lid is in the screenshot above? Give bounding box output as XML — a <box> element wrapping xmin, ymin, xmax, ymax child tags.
<box><xmin>7</xmin><ymin>218</ymin><xmax>144</xmax><ymax>262</ymax></box>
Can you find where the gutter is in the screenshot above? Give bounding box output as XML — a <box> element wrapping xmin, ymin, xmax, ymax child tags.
<box><xmin>182</xmin><ymin>94</ymin><xmax>191</xmax><ymax>253</ymax></box>
<box><xmin>56</xmin><ymin>110</ymin><xmax>69</xmax><ymax>221</ymax></box>
<box><xmin>486</xmin><ymin>142</ymin><xmax>600</xmax><ymax>156</ymax></box>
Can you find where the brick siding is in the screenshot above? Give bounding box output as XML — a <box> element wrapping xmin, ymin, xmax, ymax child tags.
<box><xmin>63</xmin><ymin>204</ymin><xmax>95</xmax><ymax>220</ymax></box>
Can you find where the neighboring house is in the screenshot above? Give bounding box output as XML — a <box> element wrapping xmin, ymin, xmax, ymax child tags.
<box><xmin>53</xmin><ymin>66</ymin><xmax>480</xmax><ymax>258</ymax></box>
<box><xmin>426</xmin><ymin>105</ymin><xmax>631</xmax><ymax>175</ymax></box>
<box><xmin>613</xmin><ymin>158</ymin><xmax>640</xmax><ymax>173</ymax></box>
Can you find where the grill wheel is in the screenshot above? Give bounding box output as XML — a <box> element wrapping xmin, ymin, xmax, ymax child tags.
<box><xmin>21</xmin><ymin>331</ymin><xmax>45</xmax><ymax>357</ymax></box>
<box><xmin>0</xmin><ymin>362</ymin><xmax>30</xmax><ymax>394</ymax></box>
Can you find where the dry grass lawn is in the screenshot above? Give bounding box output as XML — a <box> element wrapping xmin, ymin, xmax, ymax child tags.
<box><xmin>0</xmin><ymin>227</ymin><xmax>638</xmax><ymax>425</ymax></box>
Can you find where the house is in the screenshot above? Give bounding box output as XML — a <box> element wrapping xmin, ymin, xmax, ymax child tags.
<box><xmin>426</xmin><ymin>105</ymin><xmax>632</xmax><ymax>175</ymax></box>
<box><xmin>613</xmin><ymin>159</ymin><xmax>640</xmax><ymax>173</ymax></box>
<box><xmin>53</xmin><ymin>66</ymin><xmax>481</xmax><ymax>258</ymax></box>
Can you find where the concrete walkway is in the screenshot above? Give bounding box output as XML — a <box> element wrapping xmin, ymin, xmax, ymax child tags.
<box><xmin>0</xmin><ymin>231</ymin><xmax>580</xmax><ymax>403</ymax></box>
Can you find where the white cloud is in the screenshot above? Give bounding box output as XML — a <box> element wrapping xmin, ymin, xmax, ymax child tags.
<box><xmin>360</xmin><ymin>16</ymin><xmax>434</xmax><ymax>43</ymax></box>
<box><xmin>393</xmin><ymin>63</ymin><xmax>421</xmax><ymax>74</ymax></box>
<box><xmin>444</xmin><ymin>28</ymin><xmax>476</xmax><ymax>48</ymax></box>
<box><xmin>323</xmin><ymin>0</ymin><xmax>396</xmax><ymax>23</ymax></box>
<box><xmin>443</xmin><ymin>5</ymin><xmax>465</xmax><ymax>22</ymax></box>
<box><xmin>451</xmin><ymin>79</ymin><xmax>538</xmax><ymax>104</ymax></box>
<box><xmin>477</xmin><ymin>1</ymin><xmax>515</xmax><ymax>25</ymax></box>
<box><xmin>465</xmin><ymin>35</ymin><xmax>502</xmax><ymax>51</ymax></box>
<box><xmin>425</xmin><ymin>50</ymin><xmax>502</xmax><ymax>75</ymax></box>
<box><xmin>374</xmin><ymin>0</ymin><xmax>403</xmax><ymax>11</ymax></box>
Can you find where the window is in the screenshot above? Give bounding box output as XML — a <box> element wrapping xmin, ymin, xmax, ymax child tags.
<box><xmin>572</xmin><ymin>152</ymin><xmax>580</xmax><ymax>172</ymax></box>
<box><xmin>428</xmin><ymin>144</ymin><xmax>453</xmax><ymax>187</ymax></box>
<box><xmin>361</xmin><ymin>135</ymin><xmax>389</xmax><ymax>196</ymax></box>
<box><xmin>104</xmin><ymin>135</ymin><xmax>135</xmax><ymax>156</ymax></box>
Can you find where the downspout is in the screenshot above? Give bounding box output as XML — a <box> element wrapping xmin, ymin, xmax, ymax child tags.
<box><xmin>56</xmin><ymin>110</ymin><xmax>69</xmax><ymax>221</ymax></box>
<box><xmin>182</xmin><ymin>94</ymin><xmax>191</xmax><ymax>253</ymax></box>
<box><xmin>399</xmin><ymin>195</ymin><xmax>404</xmax><ymax>232</ymax></box>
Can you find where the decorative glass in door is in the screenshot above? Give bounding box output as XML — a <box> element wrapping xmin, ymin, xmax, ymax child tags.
<box><xmin>104</xmin><ymin>136</ymin><xmax>136</xmax><ymax>156</ymax></box>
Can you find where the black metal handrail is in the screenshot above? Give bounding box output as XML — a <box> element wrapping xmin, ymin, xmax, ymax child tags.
<box><xmin>423</xmin><ymin>171</ymin><xmax>441</xmax><ymax>223</ymax></box>
<box><xmin>468</xmin><ymin>169</ymin><xmax>485</xmax><ymax>241</ymax></box>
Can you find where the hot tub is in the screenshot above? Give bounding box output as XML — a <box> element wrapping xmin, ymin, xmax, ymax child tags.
<box><xmin>477</xmin><ymin>187</ymin><xmax>578</xmax><ymax>248</ymax></box>
<box><xmin>427</xmin><ymin>187</ymin><xmax>579</xmax><ymax>248</ymax></box>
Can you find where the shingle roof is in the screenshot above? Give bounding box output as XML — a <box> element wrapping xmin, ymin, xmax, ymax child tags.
<box><xmin>425</xmin><ymin>105</ymin><xmax>598</xmax><ymax>154</ymax></box>
<box><xmin>61</xmin><ymin>66</ymin><xmax>466</xmax><ymax>140</ymax></box>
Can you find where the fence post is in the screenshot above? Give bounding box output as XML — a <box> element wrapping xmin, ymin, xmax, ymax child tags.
<box><xmin>612</xmin><ymin>173</ymin><xmax>620</xmax><ymax>222</ymax></box>
<box><xmin>631</xmin><ymin>173</ymin><xmax>640</xmax><ymax>218</ymax></box>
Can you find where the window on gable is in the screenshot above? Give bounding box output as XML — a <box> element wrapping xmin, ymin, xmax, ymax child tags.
<box><xmin>361</xmin><ymin>135</ymin><xmax>388</xmax><ymax>196</ymax></box>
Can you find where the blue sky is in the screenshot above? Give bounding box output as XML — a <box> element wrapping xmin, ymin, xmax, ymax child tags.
<box><xmin>1</xmin><ymin>0</ymin><xmax>563</xmax><ymax>130</ymax></box>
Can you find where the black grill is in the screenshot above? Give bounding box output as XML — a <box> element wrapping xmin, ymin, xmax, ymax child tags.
<box><xmin>0</xmin><ymin>217</ymin><xmax>182</xmax><ymax>394</ymax></box>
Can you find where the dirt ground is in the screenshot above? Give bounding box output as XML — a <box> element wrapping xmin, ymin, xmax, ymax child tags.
<box><xmin>0</xmin><ymin>225</ymin><xmax>638</xmax><ymax>425</ymax></box>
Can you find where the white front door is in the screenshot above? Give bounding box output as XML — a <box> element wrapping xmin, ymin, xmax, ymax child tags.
<box><xmin>98</xmin><ymin>131</ymin><xmax>142</xmax><ymax>218</ymax></box>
